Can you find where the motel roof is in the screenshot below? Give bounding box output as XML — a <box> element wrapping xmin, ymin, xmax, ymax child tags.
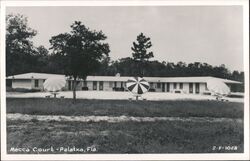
<box><xmin>6</xmin><ymin>72</ymin><xmax>241</xmax><ymax>84</ymax></box>
<box><xmin>86</xmin><ymin>76</ymin><xmax>241</xmax><ymax>84</ymax></box>
<box><xmin>6</xmin><ymin>73</ymin><xmax>65</xmax><ymax>80</ymax></box>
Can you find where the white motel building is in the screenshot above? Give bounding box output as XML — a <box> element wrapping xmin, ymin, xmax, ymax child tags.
<box><xmin>6</xmin><ymin>72</ymin><xmax>241</xmax><ymax>94</ymax></box>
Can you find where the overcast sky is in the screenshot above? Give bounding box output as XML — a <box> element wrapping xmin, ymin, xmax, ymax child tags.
<box><xmin>7</xmin><ymin>6</ymin><xmax>243</xmax><ymax>71</ymax></box>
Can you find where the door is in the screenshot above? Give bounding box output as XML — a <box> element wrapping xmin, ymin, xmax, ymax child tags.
<box><xmin>166</xmin><ymin>83</ymin><xmax>170</xmax><ymax>92</ymax></box>
<box><xmin>99</xmin><ymin>81</ymin><xmax>103</xmax><ymax>91</ymax></box>
<box><xmin>189</xmin><ymin>83</ymin><xmax>193</xmax><ymax>93</ymax></box>
<box><xmin>113</xmin><ymin>81</ymin><xmax>117</xmax><ymax>91</ymax></box>
<box><xmin>195</xmin><ymin>83</ymin><xmax>200</xmax><ymax>94</ymax></box>
<box><xmin>93</xmin><ymin>81</ymin><xmax>97</xmax><ymax>90</ymax></box>
<box><xmin>162</xmin><ymin>83</ymin><xmax>165</xmax><ymax>92</ymax></box>
<box><xmin>68</xmin><ymin>81</ymin><xmax>71</xmax><ymax>90</ymax></box>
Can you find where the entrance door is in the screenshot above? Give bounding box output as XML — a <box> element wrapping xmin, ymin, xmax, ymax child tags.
<box><xmin>68</xmin><ymin>81</ymin><xmax>71</xmax><ymax>90</ymax></box>
<box><xmin>99</xmin><ymin>81</ymin><xmax>103</xmax><ymax>91</ymax></box>
<box><xmin>93</xmin><ymin>81</ymin><xmax>97</xmax><ymax>90</ymax></box>
<box><xmin>189</xmin><ymin>83</ymin><xmax>193</xmax><ymax>93</ymax></box>
<box><xmin>166</xmin><ymin>83</ymin><xmax>170</xmax><ymax>92</ymax></box>
<box><xmin>195</xmin><ymin>83</ymin><xmax>200</xmax><ymax>94</ymax></box>
<box><xmin>162</xmin><ymin>83</ymin><xmax>165</xmax><ymax>92</ymax></box>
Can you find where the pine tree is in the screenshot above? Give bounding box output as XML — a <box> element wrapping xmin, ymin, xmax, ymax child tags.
<box><xmin>131</xmin><ymin>33</ymin><xmax>154</xmax><ymax>76</ymax></box>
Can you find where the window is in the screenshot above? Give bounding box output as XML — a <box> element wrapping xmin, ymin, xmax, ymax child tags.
<box><xmin>121</xmin><ymin>82</ymin><xmax>123</xmax><ymax>87</ymax></box>
<box><xmin>35</xmin><ymin>79</ymin><xmax>39</xmax><ymax>87</ymax></box>
<box><xmin>6</xmin><ymin>79</ymin><xmax>12</xmax><ymax>87</ymax></box>
<box><xmin>109</xmin><ymin>82</ymin><xmax>113</xmax><ymax>88</ymax></box>
<box><xmin>99</xmin><ymin>81</ymin><xmax>103</xmax><ymax>90</ymax></box>
<box><xmin>93</xmin><ymin>81</ymin><xmax>97</xmax><ymax>90</ymax></box>
<box><xmin>173</xmin><ymin>83</ymin><xmax>177</xmax><ymax>89</ymax></box>
<box><xmin>114</xmin><ymin>82</ymin><xmax>117</xmax><ymax>87</ymax></box>
<box><xmin>166</xmin><ymin>83</ymin><xmax>170</xmax><ymax>92</ymax></box>
<box><xmin>157</xmin><ymin>83</ymin><xmax>161</xmax><ymax>88</ymax></box>
<box><xmin>180</xmin><ymin>83</ymin><xmax>183</xmax><ymax>89</ymax></box>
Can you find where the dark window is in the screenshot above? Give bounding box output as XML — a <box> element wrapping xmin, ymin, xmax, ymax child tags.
<box><xmin>121</xmin><ymin>82</ymin><xmax>123</xmax><ymax>87</ymax></box>
<box><xmin>180</xmin><ymin>83</ymin><xmax>183</xmax><ymax>89</ymax></box>
<box><xmin>157</xmin><ymin>83</ymin><xmax>161</xmax><ymax>88</ymax></box>
<box><xmin>161</xmin><ymin>83</ymin><xmax>165</xmax><ymax>92</ymax></box>
<box><xmin>93</xmin><ymin>81</ymin><xmax>97</xmax><ymax>90</ymax></box>
<box><xmin>174</xmin><ymin>83</ymin><xmax>177</xmax><ymax>89</ymax></box>
<box><xmin>6</xmin><ymin>79</ymin><xmax>12</xmax><ymax>87</ymax></box>
<box><xmin>99</xmin><ymin>81</ymin><xmax>103</xmax><ymax>90</ymax></box>
<box><xmin>35</xmin><ymin>79</ymin><xmax>39</xmax><ymax>87</ymax></box>
<box><xmin>166</xmin><ymin>83</ymin><xmax>170</xmax><ymax>92</ymax></box>
<box><xmin>114</xmin><ymin>82</ymin><xmax>117</xmax><ymax>87</ymax></box>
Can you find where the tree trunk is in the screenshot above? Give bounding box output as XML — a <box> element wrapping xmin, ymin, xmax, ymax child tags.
<box><xmin>72</xmin><ymin>77</ymin><xmax>77</xmax><ymax>102</ymax></box>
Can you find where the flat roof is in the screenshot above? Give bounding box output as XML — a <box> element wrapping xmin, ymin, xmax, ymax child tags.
<box><xmin>6</xmin><ymin>72</ymin><xmax>241</xmax><ymax>84</ymax></box>
<box><xmin>86</xmin><ymin>76</ymin><xmax>241</xmax><ymax>84</ymax></box>
<box><xmin>6</xmin><ymin>73</ymin><xmax>65</xmax><ymax>80</ymax></box>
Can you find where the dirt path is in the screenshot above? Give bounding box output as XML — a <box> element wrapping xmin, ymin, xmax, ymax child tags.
<box><xmin>7</xmin><ymin>113</ymin><xmax>242</xmax><ymax>124</ymax></box>
<box><xmin>6</xmin><ymin>91</ymin><xmax>244</xmax><ymax>103</ymax></box>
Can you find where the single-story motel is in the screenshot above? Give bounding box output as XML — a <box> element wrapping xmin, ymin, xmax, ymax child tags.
<box><xmin>6</xmin><ymin>73</ymin><xmax>242</xmax><ymax>95</ymax></box>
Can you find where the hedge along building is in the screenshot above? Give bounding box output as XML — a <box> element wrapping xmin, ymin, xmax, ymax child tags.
<box><xmin>6</xmin><ymin>72</ymin><xmax>242</xmax><ymax>94</ymax></box>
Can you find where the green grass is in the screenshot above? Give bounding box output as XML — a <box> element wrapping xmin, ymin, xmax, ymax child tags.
<box><xmin>6</xmin><ymin>98</ymin><xmax>244</xmax><ymax>153</ymax></box>
<box><xmin>7</xmin><ymin>98</ymin><xmax>243</xmax><ymax>118</ymax></box>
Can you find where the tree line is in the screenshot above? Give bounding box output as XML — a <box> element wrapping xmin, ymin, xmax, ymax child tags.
<box><xmin>6</xmin><ymin>14</ymin><xmax>244</xmax><ymax>97</ymax></box>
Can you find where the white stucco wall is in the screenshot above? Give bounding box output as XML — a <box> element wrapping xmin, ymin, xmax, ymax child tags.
<box><xmin>169</xmin><ymin>83</ymin><xmax>174</xmax><ymax>92</ymax></box>
<box><xmin>200</xmin><ymin>83</ymin><xmax>209</xmax><ymax>94</ymax></box>
<box><xmin>149</xmin><ymin>82</ymin><xmax>208</xmax><ymax>94</ymax></box>
<box><xmin>87</xmin><ymin>81</ymin><xmax>93</xmax><ymax>90</ymax></box>
<box><xmin>182</xmin><ymin>83</ymin><xmax>189</xmax><ymax>94</ymax></box>
<box><xmin>64</xmin><ymin>80</ymin><xmax>210</xmax><ymax>95</ymax></box>
<box><xmin>103</xmin><ymin>81</ymin><xmax>111</xmax><ymax>91</ymax></box>
<box><xmin>12</xmin><ymin>79</ymin><xmax>32</xmax><ymax>89</ymax></box>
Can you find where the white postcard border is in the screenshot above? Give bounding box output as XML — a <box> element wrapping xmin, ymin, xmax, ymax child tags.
<box><xmin>1</xmin><ymin>0</ymin><xmax>249</xmax><ymax>160</ymax></box>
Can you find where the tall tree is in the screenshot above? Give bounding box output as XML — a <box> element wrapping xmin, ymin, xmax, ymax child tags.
<box><xmin>49</xmin><ymin>21</ymin><xmax>110</xmax><ymax>101</ymax></box>
<box><xmin>34</xmin><ymin>45</ymin><xmax>49</xmax><ymax>73</ymax></box>
<box><xmin>6</xmin><ymin>14</ymin><xmax>37</xmax><ymax>76</ymax></box>
<box><xmin>131</xmin><ymin>33</ymin><xmax>154</xmax><ymax>76</ymax></box>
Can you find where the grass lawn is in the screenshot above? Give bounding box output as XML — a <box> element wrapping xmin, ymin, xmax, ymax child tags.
<box><xmin>7</xmin><ymin>98</ymin><xmax>243</xmax><ymax>118</ymax></box>
<box><xmin>6</xmin><ymin>98</ymin><xmax>244</xmax><ymax>153</ymax></box>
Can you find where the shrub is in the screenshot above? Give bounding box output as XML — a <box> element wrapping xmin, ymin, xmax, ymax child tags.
<box><xmin>112</xmin><ymin>87</ymin><xmax>125</xmax><ymax>91</ymax></box>
<box><xmin>148</xmin><ymin>89</ymin><xmax>155</xmax><ymax>92</ymax></box>
<box><xmin>227</xmin><ymin>94</ymin><xmax>244</xmax><ymax>98</ymax></box>
<box><xmin>6</xmin><ymin>88</ymin><xmax>41</xmax><ymax>93</ymax></box>
<box><xmin>82</xmin><ymin>87</ymin><xmax>89</xmax><ymax>91</ymax></box>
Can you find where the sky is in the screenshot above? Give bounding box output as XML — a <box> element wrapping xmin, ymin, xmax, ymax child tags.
<box><xmin>6</xmin><ymin>6</ymin><xmax>243</xmax><ymax>71</ymax></box>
